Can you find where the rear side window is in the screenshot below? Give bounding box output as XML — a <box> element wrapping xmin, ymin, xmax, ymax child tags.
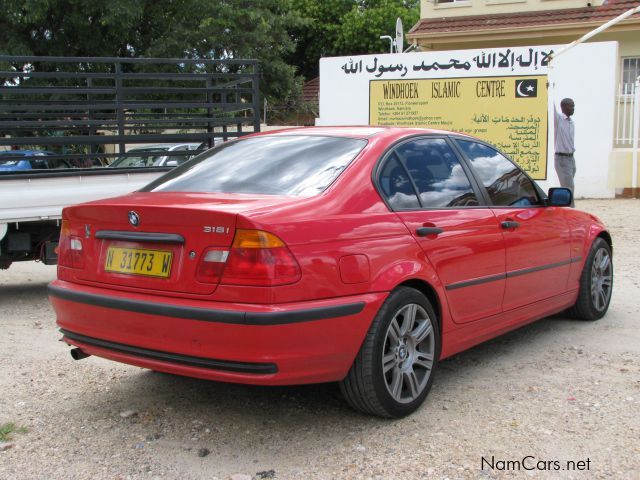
<box><xmin>143</xmin><ymin>135</ymin><xmax>367</xmax><ymax>196</ymax></box>
<box><xmin>379</xmin><ymin>154</ymin><xmax>421</xmax><ymax>209</ymax></box>
<box><xmin>456</xmin><ymin>140</ymin><xmax>541</xmax><ymax>207</ymax></box>
<box><xmin>379</xmin><ymin>138</ymin><xmax>479</xmax><ymax>209</ymax></box>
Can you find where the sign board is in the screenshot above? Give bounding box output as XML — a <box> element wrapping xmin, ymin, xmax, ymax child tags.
<box><xmin>369</xmin><ymin>76</ymin><xmax>548</xmax><ymax>178</ymax></box>
<box><xmin>318</xmin><ymin>43</ymin><xmax>618</xmax><ymax>196</ymax></box>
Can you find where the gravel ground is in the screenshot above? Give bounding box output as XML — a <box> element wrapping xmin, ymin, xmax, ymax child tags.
<box><xmin>1</xmin><ymin>198</ymin><xmax>639</xmax><ymax>480</ymax></box>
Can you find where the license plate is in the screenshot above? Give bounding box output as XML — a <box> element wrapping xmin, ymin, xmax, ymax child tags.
<box><xmin>105</xmin><ymin>247</ymin><xmax>173</xmax><ymax>278</ymax></box>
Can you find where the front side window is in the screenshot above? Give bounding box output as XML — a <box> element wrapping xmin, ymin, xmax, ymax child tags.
<box><xmin>143</xmin><ymin>135</ymin><xmax>367</xmax><ymax>197</ymax></box>
<box><xmin>379</xmin><ymin>137</ymin><xmax>479</xmax><ymax>209</ymax></box>
<box><xmin>456</xmin><ymin>140</ymin><xmax>541</xmax><ymax>207</ymax></box>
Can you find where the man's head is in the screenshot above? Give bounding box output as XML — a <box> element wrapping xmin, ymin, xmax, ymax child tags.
<box><xmin>561</xmin><ymin>98</ymin><xmax>575</xmax><ymax>117</ymax></box>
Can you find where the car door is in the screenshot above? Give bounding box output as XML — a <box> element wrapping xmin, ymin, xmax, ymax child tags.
<box><xmin>454</xmin><ymin>139</ymin><xmax>572</xmax><ymax>311</ymax></box>
<box><xmin>377</xmin><ymin>136</ymin><xmax>506</xmax><ymax>325</ymax></box>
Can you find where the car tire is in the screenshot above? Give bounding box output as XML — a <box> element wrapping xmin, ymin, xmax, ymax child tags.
<box><xmin>567</xmin><ymin>237</ymin><xmax>613</xmax><ymax>321</ymax></box>
<box><xmin>340</xmin><ymin>287</ymin><xmax>440</xmax><ymax>418</ymax></box>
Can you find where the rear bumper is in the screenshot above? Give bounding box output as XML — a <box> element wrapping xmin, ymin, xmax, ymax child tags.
<box><xmin>48</xmin><ymin>280</ymin><xmax>386</xmax><ymax>385</ymax></box>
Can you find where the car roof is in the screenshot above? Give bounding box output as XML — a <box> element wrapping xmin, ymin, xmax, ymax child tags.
<box><xmin>0</xmin><ymin>150</ymin><xmax>53</xmax><ymax>155</ymax></box>
<box><xmin>128</xmin><ymin>143</ymin><xmax>200</xmax><ymax>151</ymax></box>
<box><xmin>251</xmin><ymin>126</ymin><xmax>473</xmax><ymax>140</ymax></box>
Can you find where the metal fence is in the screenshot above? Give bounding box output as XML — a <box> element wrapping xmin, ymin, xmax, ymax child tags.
<box><xmin>615</xmin><ymin>80</ymin><xmax>639</xmax><ymax>148</ymax></box>
<box><xmin>0</xmin><ymin>56</ymin><xmax>261</xmax><ymax>167</ymax></box>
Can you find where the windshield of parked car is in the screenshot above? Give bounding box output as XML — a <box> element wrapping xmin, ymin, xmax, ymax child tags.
<box><xmin>110</xmin><ymin>148</ymin><xmax>169</xmax><ymax>168</ymax></box>
<box><xmin>0</xmin><ymin>151</ymin><xmax>48</xmax><ymax>166</ymax></box>
<box><xmin>141</xmin><ymin>135</ymin><xmax>367</xmax><ymax>196</ymax></box>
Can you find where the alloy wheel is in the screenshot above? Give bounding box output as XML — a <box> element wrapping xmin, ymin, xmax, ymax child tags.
<box><xmin>590</xmin><ymin>247</ymin><xmax>612</xmax><ymax>312</ymax></box>
<box><xmin>382</xmin><ymin>303</ymin><xmax>435</xmax><ymax>404</ymax></box>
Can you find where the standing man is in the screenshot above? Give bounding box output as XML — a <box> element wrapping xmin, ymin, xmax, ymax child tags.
<box><xmin>554</xmin><ymin>98</ymin><xmax>576</xmax><ymax>193</ymax></box>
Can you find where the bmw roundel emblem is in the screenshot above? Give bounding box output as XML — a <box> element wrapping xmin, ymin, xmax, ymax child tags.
<box><xmin>128</xmin><ymin>211</ymin><xmax>140</xmax><ymax>227</ymax></box>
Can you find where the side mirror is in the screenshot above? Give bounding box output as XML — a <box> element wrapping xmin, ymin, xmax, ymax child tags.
<box><xmin>547</xmin><ymin>187</ymin><xmax>572</xmax><ymax>207</ymax></box>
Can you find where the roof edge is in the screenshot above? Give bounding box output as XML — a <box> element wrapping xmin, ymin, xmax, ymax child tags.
<box><xmin>407</xmin><ymin>17</ymin><xmax>640</xmax><ymax>41</ymax></box>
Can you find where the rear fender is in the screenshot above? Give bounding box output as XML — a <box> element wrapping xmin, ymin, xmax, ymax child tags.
<box><xmin>368</xmin><ymin>252</ymin><xmax>451</xmax><ymax>336</ymax></box>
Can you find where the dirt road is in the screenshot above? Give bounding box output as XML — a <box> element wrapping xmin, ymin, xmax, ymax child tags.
<box><xmin>1</xmin><ymin>199</ymin><xmax>638</xmax><ymax>480</ymax></box>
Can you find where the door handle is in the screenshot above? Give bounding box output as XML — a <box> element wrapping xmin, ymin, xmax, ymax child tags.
<box><xmin>416</xmin><ymin>227</ymin><xmax>443</xmax><ymax>237</ymax></box>
<box><xmin>501</xmin><ymin>221</ymin><xmax>520</xmax><ymax>229</ymax></box>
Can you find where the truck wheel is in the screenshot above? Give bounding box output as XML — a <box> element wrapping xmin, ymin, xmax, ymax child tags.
<box><xmin>567</xmin><ymin>237</ymin><xmax>613</xmax><ymax>321</ymax></box>
<box><xmin>340</xmin><ymin>287</ymin><xmax>440</xmax><ymax>418</ymax></box>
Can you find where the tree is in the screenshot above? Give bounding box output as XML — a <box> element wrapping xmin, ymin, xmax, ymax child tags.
<box><xmin>336</xmin><ymin>0</ymin><xmax>420</xmax><ymax>56</ymax></box>
<box><xmin>287</xmin><ymin>0</ymin><xmax>355</xmax><ymax>80</ymax></box>
<box><xmin>289</xmin><ymin>0</ymin><xmax>420</xmax><ymax>80</ymax></box>
<box><xmin>0</xmin><ymin>0</ymin><xmax>304</xmax><ymax>101</ymax></box>
<box><xmin>0</xmin><ymin>0</ymin><xmax>421</xmax><ymax>99</ymax></box>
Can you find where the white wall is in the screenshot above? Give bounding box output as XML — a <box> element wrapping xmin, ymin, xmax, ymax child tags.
<box><xmin>318</xmin><ymin>42</ymin><xmax>618</xmax><ymax>198</ymax></box>
<box><xmin>420</xmin><ymin>0</ymin><xmax>607</xmax><ymax>19</ymax></box>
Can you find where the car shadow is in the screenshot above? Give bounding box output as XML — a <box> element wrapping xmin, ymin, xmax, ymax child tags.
<box><xmin>46</xmin><ymin>312</ymin><xmax>598</xmax><ymax>471</ymax></box>
<box><xmin>0</xmin><ymin>281</ymin><xmax>52</xmax><ymax>307</ymax></box>
<box><xmin>77</xmin><ymin>313</ymin><xmax>583</xmax><ymax>425</ymax></box>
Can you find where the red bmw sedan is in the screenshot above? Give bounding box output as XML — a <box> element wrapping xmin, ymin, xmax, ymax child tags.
<box><xmin>49</xmin><ymin>127</ymin><xmax>613</xmax><ymax>418</ymax></box>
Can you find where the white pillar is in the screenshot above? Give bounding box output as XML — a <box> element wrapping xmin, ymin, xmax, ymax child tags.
<box><xmin>632</xmin><ymin>76</ymin><xmax>639</xmax><ymax>191</ymax></box>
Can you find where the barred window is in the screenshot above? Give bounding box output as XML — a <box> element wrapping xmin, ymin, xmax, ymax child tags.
<box><xmin>622</xmin><ymin>57</ymin><xmax>640</xmax><ymax>95</ymax></box>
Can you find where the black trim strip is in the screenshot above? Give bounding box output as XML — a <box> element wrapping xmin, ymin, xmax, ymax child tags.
<box><xmin>0</xmin><ymin>166</ymin><xmax>172</xmax><ymax>181</ymax></box>
<box><xmin>60</xmin><ymin>329</ymin><xmax>277</xmax><ymax>374</ymax></box>
<box><xmin>48</xmin><ymin>284</ymin><xmax>365</xmax><ymax>325</ymax></box>
<box><xmin>506</xmin><ymin>258</ymin><xmax>580</xmax><ymax>279</ymax></box>
<box><xmin>95</xmin><ymin>230</ymin><xmax>185</xmax><ymax>244</ymax></box>
<box><xmin>445</xmin><ymin>257</ymin><xmax>583</xmax><ymax>291</ymax></box>
<box><xmin>446</xmin><ymin>273</ymin><xmax>506</xmax><ymax>291</ymax></box>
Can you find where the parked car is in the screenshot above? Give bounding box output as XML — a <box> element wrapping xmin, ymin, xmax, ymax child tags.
<box><xmin>108</xmin><ymin>143</ymin><xmax>201</xmax><ymax>168</ymax></box>
<box><xmin>48</xmin><ymin>127</ymin><xmax>613</xmax><ymax>418</ymax></box>
<box><xmin>0</xmin><ymin>150</ymin><xmax>71</xmax><ymax>171</ymax></box>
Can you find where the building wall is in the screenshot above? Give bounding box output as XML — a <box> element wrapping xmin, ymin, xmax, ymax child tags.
<box><xmin>413</xmin><ymin>27</ymin><xmax>640</xmax><ymax>55</ymax></box>
<box><xmin>414</xmin><ymin>2</ymin><xmax>639</xmax><ymax>193</ymax></box>
<box><xmin>413</xmin><ymin>31</ymin><xmax>640</xmax><ymax>98</ymax></box>
<box><xmin>597</xmin><ymin>30</ymin><xmax>640</xmax><ymax>57</ymax></box>
<box><xmin>421</xmin><ymin>0</ymin><xmax>605</xmax><ymax>18</ymax></box>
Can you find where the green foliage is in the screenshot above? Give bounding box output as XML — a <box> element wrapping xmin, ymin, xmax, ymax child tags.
<box><xmin>0</xmin><ymin>0</ymin><xmax>420</xmax><ymax>100</ymax></box>
<box><xmin>0</xmin><ymin>0</ymin><xmax>304</xmax><ymax>101</ymax></box>
<box><xmin>0</xmin><ymin>422</ymin><xmax>27</xmax><ymax>442</ymax></box>
<box><xmin>289</xmin><ymin>0</ymin><xmax>420</xmax><ymax>79</ymax></box>
<box><xmin>288</xmin><ymin>0</ymin><xmax>355</xmax><ymax>79</ymax></box>
<box><xmin>0</xmin><ymin>0</ymin><xmax>147</xmax><ymax>57</ymax></box>
<box><xmin>336</xmin><ymin>0</ymin><xmax>420</xmax><ymax>56</ymax></box>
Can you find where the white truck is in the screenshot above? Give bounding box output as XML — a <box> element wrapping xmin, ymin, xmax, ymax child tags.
<box><xmin>0</xmin><ymin>168</ymin><xmax>167</xmax><ymax>269</ymax></box>
<box><xmin>0</xmin><ymin>55</ymin><xmax>261</xmax><ymax>270</ymax></box>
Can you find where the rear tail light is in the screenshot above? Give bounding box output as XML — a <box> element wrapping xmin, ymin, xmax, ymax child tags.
<box><xmin>196</xmin><ymin>248</ymin><xmax>229</xmax><ymax>284</ymax></box>
<box><xmin>196</xmin><ymin>229</ymin><xmax>301</xmax><ymax>286</ymax></box>
<box><xmin>58</xmin><ymin>220</ymin><xmax>85</xmax><ymax>269</ymax></box>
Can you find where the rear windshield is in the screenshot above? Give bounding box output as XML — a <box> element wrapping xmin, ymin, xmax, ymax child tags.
<box><xmin>141</xmin><ymin>135</ymin><xmax>367</xmax><ymax>196</ymax></box>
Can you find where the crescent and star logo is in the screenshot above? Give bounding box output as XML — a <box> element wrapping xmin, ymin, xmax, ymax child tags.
<box><xmin>128</xmin><ymin>211</ymin><xmax>140</xmax><ymax>227</ymax></box>
<box><xmin>515</xmin><ymin>79</ymin><xmax>538</xmax><ymax>98</ymax></box>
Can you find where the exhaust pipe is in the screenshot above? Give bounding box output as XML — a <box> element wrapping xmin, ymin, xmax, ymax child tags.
<box><xmin>70</xmin><ymin>348</ymin><xmax>91</xmax><ymax>360</ymax></box>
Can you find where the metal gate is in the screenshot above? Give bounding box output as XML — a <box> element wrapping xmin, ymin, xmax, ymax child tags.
<box><xmin>615</xmin><ymin>80</ymin><xmax>638</xmax><ymax>148</ymax></box>
<box><xmin>0</xmin><ymin>56</ymin><xmax>261</xmax><ymax>167</ymax></box>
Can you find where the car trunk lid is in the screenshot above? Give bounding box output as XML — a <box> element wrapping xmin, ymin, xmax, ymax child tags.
<box><xmin>67</xmin><ymin>192</ymin><xmax>295</xmax><ymax>295</ymax></box>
